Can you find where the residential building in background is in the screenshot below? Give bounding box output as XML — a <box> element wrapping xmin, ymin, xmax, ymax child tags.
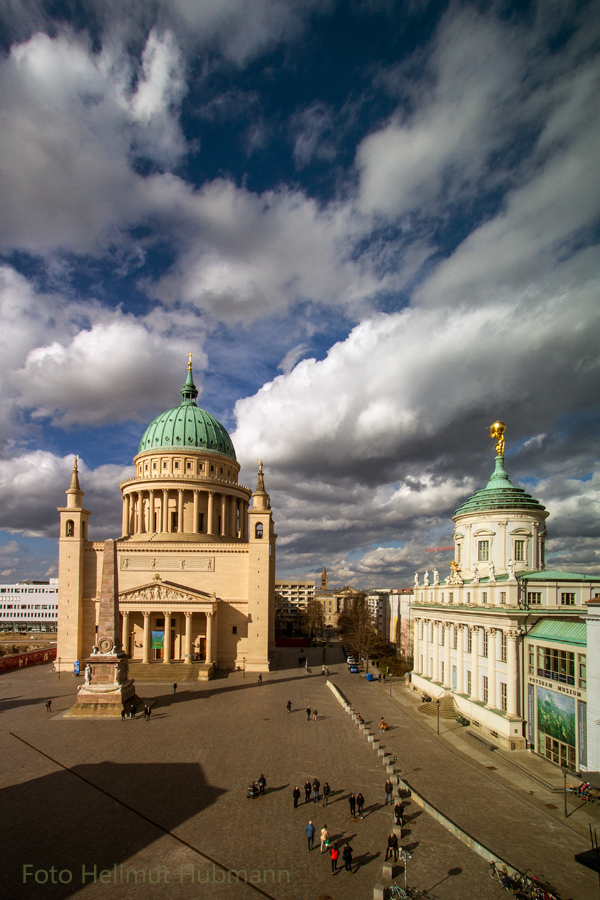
<box><xmin>0</xmin><ymin>580</ymin><xmax>59</xmax><ymax>633</ymax></box>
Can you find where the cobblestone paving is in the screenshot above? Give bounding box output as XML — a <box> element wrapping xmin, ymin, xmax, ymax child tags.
<box><xmin>0</xmin><ymin>644</ymin><xmax>592</xmax><ymax>900</ymax></box>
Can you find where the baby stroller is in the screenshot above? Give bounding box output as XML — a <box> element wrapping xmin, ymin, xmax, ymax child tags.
<box><xmin>247</xmin><ymin>782</ymin><xmax>260</xmax><ymax>799</ymax></box>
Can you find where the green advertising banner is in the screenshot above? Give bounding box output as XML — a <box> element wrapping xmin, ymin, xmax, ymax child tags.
<box><xmin>151</xmin><ymin>630</ymin><xmax>164</xmax><ymax>649</ymax></box>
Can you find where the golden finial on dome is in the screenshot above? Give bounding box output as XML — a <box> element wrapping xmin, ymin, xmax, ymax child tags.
<box><xmin>490</xmin><ymin>421</ymin><xmax>506</xmax><ymax>457</ymax></box>
<box><xmin>187</xmin><ymin>352</ymin><xmax>193</xmax><ymax>371</ymax></box>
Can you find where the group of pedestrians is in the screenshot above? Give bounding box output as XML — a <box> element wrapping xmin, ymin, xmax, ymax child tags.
<box><xmin>306</xmin><ymin>705</ymin><xmax>318</xmax><ymax>721</ymax></box>
<box><xmin>305</xmin><ymin>822</ymin><xmax>353</xmax><ymax>874</ymax></box>
<box><xmin>348</xmin><ymin>791</ymin><xmax>365</xmax><ymax>818</ymax></box>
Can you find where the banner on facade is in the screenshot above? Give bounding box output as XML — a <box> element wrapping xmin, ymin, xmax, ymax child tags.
<box><xmin>151</xmin><ymin>630</ymin><xmax>164</xmax><ymax>649</ymax></box>
<box><xmin>578</xmin><ymin>700</ymin><xmax>587</xmax><ymax>769</ymax></box>
<box><xmin>527</xmin><ymin>684</ymin><xmax>535</xmax><ymax>746</ymax></box>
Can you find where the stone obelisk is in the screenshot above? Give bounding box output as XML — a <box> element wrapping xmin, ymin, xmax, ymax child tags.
<box><xmin>66</xmin><ymin>539</ymin><xmax>138</xmax><ymax>716</ymax></box>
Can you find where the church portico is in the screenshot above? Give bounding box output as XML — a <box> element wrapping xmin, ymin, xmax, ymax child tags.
<box><xmin>119</xmin><ymin>578</ymin><xmax>218</xmax><ymax>665</ymax></box>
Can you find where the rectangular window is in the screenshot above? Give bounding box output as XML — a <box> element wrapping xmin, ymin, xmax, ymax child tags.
<box><xmin>579</xmin><ymin>654</ymin><xmax>587</xmax><ymax>689</ymax></box>
<box><xmin>467</xmin><ymin>629</ymin><xmax>472</xmax><ymax>653</ymax></box>
<box><xmin>514</xmin><ymin>539</ymin><xmax>525</xmax><ymax>562</ymax></box>
<box><xmin>560</xmin><ymin>593</ymin><xmax>575</xmax><ymax>606</ymax></box>
<box><xmin>453</xmin><ymin>627</ymin><xmax>458</xmax><ymax>650</ymax></box>
<box><xmin>467</xmin><ymin>670</ymin><xmax>472</xmax><ymax>694</ymax></box>
<box><xmin>528</xmin><ymin>644</ymin><xmax>535</xmax><ymax>675</ymax></box>
<box><xmin>456</xmin><ymin>544</ymin><xmax>462</xmax><ymax>563</ymax></box>
<box><xmin>466</xmin><ymin>592</ymin><xmax>471</xmax><ymax>603</ymax></box>
<box><xmin>449</xmin><ymin>592</ymin><xmax>454</xmax><ymax>603</ymax></box>
<box><xmin>482</xmin><ymin>675</ymin><xmax>488</xmax><ymax>704</ymax></box>
<box><xmin>483</xmin><ymin>631</ymin><xmax>488</xmax><ymax>657</ymax></box>
<box><xmin>500</xmin><ymin>682</ymin><xmax>507</xmax><ymax>711</ymax></box>
<box><xmin>482</xmin><ymin>592</ymin><xmax>487</xmax><ymax>604</ymax></box>
<box><xmin>501</xmin><ymin>632</ymin><xmax>507</xmax><ymax>662</ymax></box>
<box><xmin>528</xmin><ymin>592</ymin><xmax>542</xmax><ymax>605</ymax></box>
<box><xmin>500</xmin><ymin>591</ymin><xmax>506</xmax><ymax>604</ymax></box>
<box><xmin>478</xmin><ymin>540</ymin><xmax>489</xmax><ymax>562</ymax></box>
<box><xmin>198</xmin><ymin>513</ymin><xmax>204</xmax><ymax>532</ymax></box>
<box><xmin>537</xmin><ymin>645</ymin><xmax>575</xmax><ymax>684</ymax></box>
<box><xmin>232</xmin><ymin>625</ymin><xmax>237</xmax><ymax>635</ymax></box>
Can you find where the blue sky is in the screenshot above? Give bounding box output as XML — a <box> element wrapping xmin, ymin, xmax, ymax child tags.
<box><xmin>0</xmin><ymin>0</ymin><xmax>598</xmax><ymax>586</ymax></box>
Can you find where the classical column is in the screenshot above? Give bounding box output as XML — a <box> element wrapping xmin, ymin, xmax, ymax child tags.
<box><xmin>487</xmin><ymin>628</ymin><xmax>497</xmax><ymax>709</ymax></box>
<box><xmin>184</xmin><ymin>611</ymin><xmax>193</xmax><ymax>663</ymax></box>
<box><xmin>149</xmin><ymin>490</ymin><xmax>155</xmax><ymax>534</ymax></box>
<box><xmin>205</xmin><ymin>611</ymin><xmax>213</xmax><ymax>663</ymax></box>
<box><xmin>506</xmin><ymin>629</ymin><xmax>519</xmax><ymax>716</ymax></box>
<box><xmin>242</xmin><ymin>501</ymin><xmax>248</xmax><ymax>540</ymax></box>
<box><xmin>162</xmin><ymin>489</ymin><xmax>169</xmax><ymax>533</ymax></box>
<box><xmin>456</xmin><ymin>625</ymin><xmax>464</xmax><ymax>694</ymax></box>
<box><xmin>177</xmin><ymin>489</ymin><xmax>184</xmax><ymax>533</ymax></box>
<box><xmin>193</xmin><ymin>491</ymin><xmax>199</xmax><ymax>534</ymax></box>
<box><xmin>532</xmin><ymin>522</ymin><xmax>539</xmax><ymax>570</ymax></box>
<box><xmin>470</xmin><ymin>626</ymin><xmax>479</xmax><ymax>701</ymax></box>
<box><xmin>163</xmin><ymin>612</ymin><xmax>172</xmax><ymax>664</ymax></box>
<box><xmin>432</xmin><ymin>621</ymin><xmax>440</xmax><ymax>683</ymax></box>
<box><xmin>139</xmin><ymin>491</ymin><xmax>146</xmax><ymax>534</ymax></box>
<box><xmin>230</xmin><ymin>497</ymin><xmax>236</xmax><ymax>537</ymax></box>
<box><xmin>142</xmin><ymin>611</ymin><xmax>151</xmax><ymax>664</ymax></box>
<box><xmin>498</xmin><ymin>521</ymin><xmax>507</xmax><ymax>570</ymax></box>
<box><xmin>122</xmin><ymin>493</ymin><xmax>129</xmax><ymax>536</ymax></box>
<box><xmin>208</xmin><ymin>492</ymin><xmax>215</xmax><ymax>535</ymax></box>
<box><xmin>413</xmin><ymin>619</ymin><xmax>420</xmax><ymax>673</ymax></box>
<box><xmin>220</xmin><ymin>494</ymin><xmax>226</xmax><ymax>536</ymax></box>
<box><xmin>443</xmin><ymin>623</ymin><xmax>451</xmax><ymax>689</ymax></box>
<box><xmin>121</xmin><ymin>611</ymin><xmax>130</xmax><ymax>656</ymax></box>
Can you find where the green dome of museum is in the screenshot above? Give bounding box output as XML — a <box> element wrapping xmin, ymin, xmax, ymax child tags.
<box><xmin>138</xmin><ymin>367</ymin><xmax>237</xmax><ymax>460</ymax></box>
<box><xmin>454</xmin><ymin>456</ymin><xmax>547</xmax><ymax>517</ymax></box>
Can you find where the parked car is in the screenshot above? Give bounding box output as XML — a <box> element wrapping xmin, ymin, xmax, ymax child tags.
<box><xmin>348</xmin><ymin>665</ymin><xmax>360</xmax><ymax>673</ymax></box>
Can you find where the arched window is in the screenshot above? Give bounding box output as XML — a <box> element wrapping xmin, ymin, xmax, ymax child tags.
<box><xmin>66</xmin><ymin>520</ymin><xmax>75</xmax><ymax>537</ymax></box>
<box><xmin>255</xmin><ymin>522</ymin><xmax>263</xmax><ymax>539</ymax></box>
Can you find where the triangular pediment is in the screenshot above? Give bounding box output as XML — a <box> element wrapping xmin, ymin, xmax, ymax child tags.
<box><xmin>119</xmin><ymin>576</ymin><xmax>217</xmax><ymax>606</ymax></box>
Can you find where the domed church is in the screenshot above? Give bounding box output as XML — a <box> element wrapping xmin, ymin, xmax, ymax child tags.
<box><xmin>56</xmin><ymin>360</ymin><xmax>276</xmax><ymax>677</ymax></box>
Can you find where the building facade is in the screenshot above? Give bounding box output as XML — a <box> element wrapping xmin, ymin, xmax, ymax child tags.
<box><xmin>0</xmin><ymin>580</ymin><xmax>59</xmax><ymax>632</ymax></box>
<box><xmin>410</xmin><ymin>426</ymin><xmax>600</xmax><ymax>754</ymax></box>
<box><xmin>57</xmin><ymin>363</ymin><xmax>276</xmax><ymax>675</ymax></box>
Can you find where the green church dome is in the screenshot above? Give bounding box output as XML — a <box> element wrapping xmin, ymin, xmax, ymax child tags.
<box><xmin>454</xmin><ymin>456</ymin><xmax>546</xmax><ymax>517</ymax></box>
<box><xmin>138</xmin><ymin>367</ymin><xmax>237</xmax><ymax>460</ymax></box>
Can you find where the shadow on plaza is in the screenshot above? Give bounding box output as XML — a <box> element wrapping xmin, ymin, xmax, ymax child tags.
<box><xmin>1</xmin><ymin>758</ymin><xmax>225</xmax><ymax>900</ymax></box>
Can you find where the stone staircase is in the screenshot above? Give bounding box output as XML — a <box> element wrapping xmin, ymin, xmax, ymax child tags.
<box><xmin>128</xmin><ymin>660</ymin><xmax>214</xmax><ymax>682</ymax></box>
<box><xmin>417</xmin><ymin>694</ymin><xmax>458</xmax><ymax>719</ymax></box>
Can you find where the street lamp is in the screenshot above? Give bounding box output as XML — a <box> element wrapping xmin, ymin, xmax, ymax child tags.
<box><xmin>400</xmin><ymin>848</ymin><xmax>412</xmax><ymax>893</ymax></box>
<box><xmin>562</xmin><ymin>764</ymin><xmax>569</xmax><ymax>818</ymax></box>
<box><xmin>435</xmin><ymin>698</ymin><xmax>441</xmax><ymax>735</ymax></box>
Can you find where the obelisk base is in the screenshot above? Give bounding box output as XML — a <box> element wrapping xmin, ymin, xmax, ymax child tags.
<box><xmin>65</xmin><ymin>652</ymin><xmax>140</xmax><ymax>717</ymax></box>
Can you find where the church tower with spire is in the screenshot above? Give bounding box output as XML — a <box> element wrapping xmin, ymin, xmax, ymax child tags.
<box><xmin>56</xmin><ymin>458</ymin><xmax>91</xmax><ymax>667</ymax></box>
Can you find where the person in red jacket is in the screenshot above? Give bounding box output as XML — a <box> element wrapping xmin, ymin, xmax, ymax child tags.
<box><xmin>330</xmin><ymin>844</ymin><xmax>339</xmax><ymax>874</ymax></box>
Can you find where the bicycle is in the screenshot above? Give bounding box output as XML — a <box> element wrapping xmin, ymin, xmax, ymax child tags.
<box><xmin>389</xmin><ymin>886</ymin><xmax>434</xmax><ymax>899</ymax></box>
<box><xmin>489</xmin><ymin>861</ymin><xmax>519</xmax><ymax>894</ymax></box>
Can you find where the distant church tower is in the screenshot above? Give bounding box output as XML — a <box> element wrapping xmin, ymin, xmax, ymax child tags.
<box><xmin>321</xmin><ymin>566</ymin><xmax>327</xmax><ymax>589</ymax></box>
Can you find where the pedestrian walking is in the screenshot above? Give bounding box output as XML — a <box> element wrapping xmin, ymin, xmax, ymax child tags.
<box><xmin>129</xmin><ymin>703</ymin><xmax>137</xmax><ymax>718</ymax></box>
<box><xmin>305</xmin><ymin>821</ymin><xmax>315</xmax><ymax>851</ymax></box>
<box><xmin>312</xmin><ymin>708</ymin><xmax>318</xmax><ymax>721</ymax></box>
<box><xmin>320</xmin><ymin>825</ymin><xmax>329</xmax><ymax>853</ymax></box>
<box><xmin>385</xmin><ymin>832</ymin><xmax>399</xmax><ymax>862</ymax></box>
<box><xmin>322</xmin><ymin>782</ymin><xmax>330</xmax><ymax>806</ymax></box>
<box><xmin>144</xmin><ymin>704</ymin><xmax>151</xmax><ymax>721</ymax></box>
<box><xmin>173</xmin><ymin>682</ymin><xmax>177</xmax><ymax>694</ymax></box>
<box><xmin>45</xmin><ymin>699</ymin><xmax>52</xmax><ymax>713</ymax></box>
<box><xmin>293</xmin><ymin>786</ymin><xmax>301</xmax><ymax>808</ymax></box>
<box><xmin>306</xmin><ymin>706</ymin><xmax>311</xmax><ymax>721</ymax></box>
<box><xmin>342</xmin><ymin>842</ymin><xmax>353</xmax><ymax>872</ymax></box>
<box><xmin>348</xmin><ymin>792</ymin><xmax>356</xmax><ymax>817</ymax></box>
<box><xmin>258</xmin><ymin>774</ymin><xmax>266</xmax><ymax>794</ymax></box>
<box><xmin>357</xmin><ymin>792</ymin><xmax>364</xmax><ymax>817</ymax></box>
<box><xmin>312</xmin><ymin>778</ymin><xmax>320</xmax><ymax>802</ymax></box>
<box><xmin>258</xmin><ymin>673</ymin><xmax>262</xmax><ymax>683</ymax></box>
<box><xmin>121</xmin><ymin>707</ymin><xmax>126</xmax><ymax>721</ymax></box>
<box><xmin>287</xmin><ymin>699</ymin><xmax>292</xmax><ymax>712</ymax></box>
<box><xmin>304</xmin><ymin>780</ymin><xmax>312</xmax><ymax>803</ymax></box>
<box><xmin>385</xmin><ymin>779</ymin><xmax>394</xmax><ymax>804</ymax></box>
<box><xmin>330</xmin><ymin>845</ymin><xmax>339</xmax><ymax>874</ymax></box>
<box><xmin>394</xmin><ymin>801</ymin><xmax>403</xmax><ymax>826</ymax></box>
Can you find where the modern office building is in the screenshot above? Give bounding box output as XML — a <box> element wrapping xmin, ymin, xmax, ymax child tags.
<box><xmin>0</xmin><ymin>580</ymin><xmax>59</xmax><ymax>632</ymax></box>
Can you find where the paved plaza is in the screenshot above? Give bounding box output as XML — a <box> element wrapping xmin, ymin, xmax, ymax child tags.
<box><xmin>1</xmin><ymin>643</ymin><xmax>597</xmax><ymax>900</ymax></box>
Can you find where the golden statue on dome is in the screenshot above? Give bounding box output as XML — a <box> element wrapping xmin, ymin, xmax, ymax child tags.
<box><xmin>490</xmin><ymin>421</ymin><xmax>506</xmax><ymax>456</ymax></box>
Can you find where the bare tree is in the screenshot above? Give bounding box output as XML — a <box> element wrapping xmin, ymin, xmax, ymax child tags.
<box><xmin>301</xmin><ymin>599</ymin><xmax>324</xmax><ymax>639</ymax></box>
<box><xmin>338</xmin><ymin>597</ymin><xmax>387</xmax><ymax>666</ymax></box>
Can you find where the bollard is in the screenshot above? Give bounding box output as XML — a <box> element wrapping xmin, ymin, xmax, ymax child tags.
<box><xmin>382</xmin><ymin>862</ymin><xmax>394</xmax><ymax>880</ymax></box>
<box><xmin>373</xmin><ymin>885</ymin><xmax>385</xmax><ymax>900</ymax></box>
<box><xmin>386</xmin><ymin>765</ymin><xmax>395</xmax><ymax>775</ymax></box>
<box><xmin>378</xmin><ymin>748</ymin><xmax>388</xmax><ymax>758</ymax></box>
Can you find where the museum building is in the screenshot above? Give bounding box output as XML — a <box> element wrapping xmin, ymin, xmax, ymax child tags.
<box><xmin>56</xmin><ymin>362</ymin><xmax>276</xmax><ymax>677</ymax></box>
<box><xmin>410</xmin><ymin>424</ymin><xmax>600</xmax><ymax>758</ymax></box>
